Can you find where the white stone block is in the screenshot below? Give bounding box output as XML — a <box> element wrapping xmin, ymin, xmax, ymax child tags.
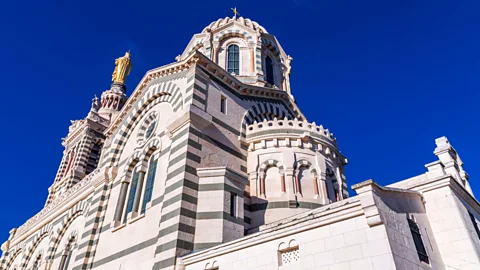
<box><xmin>344</xmin><ymin>230</ymin><xmax>367</xmax><ymax>246</ymax></box>
<box><xmin>333</xmin><ymin>245</ymin><xmax>363</xmax><ymax>263</ymax></box>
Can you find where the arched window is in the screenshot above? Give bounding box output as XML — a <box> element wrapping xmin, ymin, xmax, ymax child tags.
<box><xmin>227</xmin><ymin>45</ymin><xmax>240</xmax><ymax>75</ymax></box>
<box><xmin>265</xmin><ymin>56</ymin><xmax>274</xmax><ymax>85</ymax></box>
<box><xmin>58</xmin><ymin>236</ymin><xmax>76</xmax><ymax>270</ymax></box>
<box><xmin>141</xmin><ymin>156</ymin><xmax>158</xmax><ymax>214</ymax></box>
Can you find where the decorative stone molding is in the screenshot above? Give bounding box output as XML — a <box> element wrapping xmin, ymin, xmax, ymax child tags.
<box><xmin>246</xmin><ymin>118</ymin><xmax>336</xmax><ymax>143</ymax></box>
<box><xmin>197</xmin><ymin>166</ymin><xmax>248</xmax><ymax>185</ymax></box>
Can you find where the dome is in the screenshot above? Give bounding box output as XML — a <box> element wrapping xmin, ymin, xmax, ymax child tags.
<box><xmin>202</xmin><ymin>16</ymin><xmax>268</xmax><ymax>34</ymax></box>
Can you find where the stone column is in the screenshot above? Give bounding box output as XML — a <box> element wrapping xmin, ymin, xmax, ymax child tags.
<box><xmin>259</xmin><ymin>175</ymin><xmax>265</xmax><ymax>196</ymax></box>
<box><xmin>313</xmin><ymin>176</ymin><xmax>319</xmax><ymax>196</ymax></box>
<box><xmin>319</xmin><ymin>172</ymin><xmax>329</xmax><ymax>204</ymax></box>
<box><xmin>336</xmin><ymin>166</ymin><xmax>344</xmax><ymax>200</ymax></box>
<box><xmin>113</xmin><ymin>181</ymin><xmax>129</xmax><ymax>224</ymax></box>
<box><xmin>284</xmin><ymin>169</ymin><xmax>296</xmax><ymax>202</ymax></box>
<box><xmin>280</xmin><ymin>174</ymin><xmax>286</xmax><ymax>193</ymax></box>
<box><xmin>294</xmin><ymin>172</ymin><xmax>301</xmax><ymax>195</ymax></box>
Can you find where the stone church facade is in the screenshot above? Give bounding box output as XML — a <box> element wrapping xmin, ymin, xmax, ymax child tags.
<box><xmin>1</xmin><ymin>15</ymin><xmax>480</xmax><ymax>270</ymax></box>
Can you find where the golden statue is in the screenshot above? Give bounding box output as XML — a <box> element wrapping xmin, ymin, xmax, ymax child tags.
<box><xmin>112</xmin><ymin>51</ymin><xmax>132</xmax><ymax>84</ymax></box>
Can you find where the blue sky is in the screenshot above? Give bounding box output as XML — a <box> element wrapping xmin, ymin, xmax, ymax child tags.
<box><xmin>1</xmin><ymin>0</ymin><xmax>479</xmax><ymax>246</ymax></box>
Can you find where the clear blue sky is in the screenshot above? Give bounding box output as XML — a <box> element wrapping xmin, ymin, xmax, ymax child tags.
<box><xmin>1</xmin><ymin>0</ymin><xmax>479</xmax><ymax>245</ymax></box>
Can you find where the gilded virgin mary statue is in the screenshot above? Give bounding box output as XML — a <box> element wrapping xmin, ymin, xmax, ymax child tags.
<box><xmin>112</xmin><ymin>51</ymin><xmax>132</xmax><ymax>84</ymax></box>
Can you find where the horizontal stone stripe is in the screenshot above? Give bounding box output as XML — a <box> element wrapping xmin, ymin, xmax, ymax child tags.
<box><xmin>168</xmin><ymin>152</ymin><xmax>188</xmax><ymax>167</ymax></box>
<box><xmin>80</xmin><ymin>223</ymin><xmax>110</xmax><ymax>240</ymax></box>
<box><xmin>85</xmin><ymin>216</ymin><xmax>104</xmax><ymax>227</ymax></box>
<box><xmin>160</xmin><ymin>207</ymin><xmax>196</xmax><ymax>223</ymax></box>
<box><xmin>154</xmin><ymin>239</ymin><xmax>193</xmax><ymax>255</ymax></box>
<box><xmin>244</xmin><ymin>216</ymin><xmax>251</xmax><ymax>224</ymax></box>
<box><xmin>194</xmin><ymin>242</ymin><xmax>222</xmax><ymax>250</ymax></box>
<box><xmin>186</xmin><ymin>75</ymin><xmax>195</xmax><ymax>83</ymax></box>
<box><xmin>241</xmin><ymin>165</ymin><xmax>247</xmax><ymax>173</ymax></box>
<box><xmin>195</xmin><ymin>73</ymin><xmax>209</xmax><ymax>85</ymax></box>
<box><xmin>165</xmin><ymin>177</ymin><xmax>199</xmax><ymax>195</ymax></box>
<box><xmin>186</xmin><ymin>152</ymin><xmax>201</xmax><ymax>163</ymax></box>
<box><xmin>77</xmin><ymin>238</ymin><xmax>98</xmax><ymax>250</ymax></box>
<box><xmin>87</xmin><ymin>206</ymin><xmax>103</xmax><ymax>217</ymax></box>
<box><xmin>192</xmin><ymin>93</ymin><xmax>206</xmax><ymax>104</ymax></box>
<box><xmin>152</xmin><ymin>256</ymin><xmax>176</xmax><ymax>270</ymax></box>
<box><xmin>193</xmin><ymin>82</ymin><xmax>207</xmax><ymax>95</ymax></box>
<box><xmin>196</xmin><ymin>211</ymin><xmax>244</xmax><ymax>226</ymax></box>
<box><xmin>157</xmin><ymin>223</ymin><xmax>195</xmax><ymax>239</ymax></box>
<box><xmin>212</xmin><ymin>116</ymin><xmax>241</xmax><ymax>136</ymax></box>
<box><xmin>184</xmin><ymin>95</ymin><xmax>193</xmax><ymax>104</ymax></box>
<box><xmin>151</xmin><ymin>194</ymin><xmax>165</xmax><ymax>207</ymax></box>
<box><xmin>198</xmin><ymin>183</ymin><xmax>242</xmax><ymax>196</ymax></box>
<box><xmin>201</xmin><ymin>134</ymin><xmax>246</xmax><ymax>160</ymax></box>
<box><xmin>163</xmin><ymin>193</ymin><xmax>198</xmax><ymax>209</ymax></box>
<box><xmin>166</xmin><ymin>164</ymin><xmax>197</xmax><ymax>182</ymax></box>
<box><xmin>170</xmin><ymin>138</ymin><xmax>201</xmax><ymax>155</ymax></box>
<box><xmin>87</xmin><ymin>236</ymin><xmax>158</xmax><ymax>268</ymax></box>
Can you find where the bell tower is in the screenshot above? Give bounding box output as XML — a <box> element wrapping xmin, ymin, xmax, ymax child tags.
<box><xmin>45</xmin><ymin>52</ymin><xmax>132</xmax><ymax>205</ymax></box>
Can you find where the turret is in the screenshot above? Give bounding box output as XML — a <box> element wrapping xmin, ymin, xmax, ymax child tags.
<box><xmin>245</xmin><ymin>118</ymin><xmax>348</xmax><ymax>231</ymax></box>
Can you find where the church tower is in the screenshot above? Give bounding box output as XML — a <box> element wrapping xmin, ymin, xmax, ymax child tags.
<box><xmin>98</xmin><ymin>51</ymin><xmax>131</xmax><ymax>120</ymax></box>
<box><xmin>45</xmin><ymin>52</ymin><xmax>132</xmax><ymax>205</ymax></box>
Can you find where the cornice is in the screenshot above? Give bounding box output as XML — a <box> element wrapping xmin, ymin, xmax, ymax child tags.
<box><xmin>193</xmin><ymin>53</ymin><xmax>305</xmax><ymax>119</ymax></box>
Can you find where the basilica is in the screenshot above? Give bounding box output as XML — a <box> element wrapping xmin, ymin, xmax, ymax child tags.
<box><xmin>1</xmin><ymin>14</ymin><xmax>480</xmax><ymax>270</ymax></box>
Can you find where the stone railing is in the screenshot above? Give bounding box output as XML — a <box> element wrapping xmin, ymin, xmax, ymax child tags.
<box><xmin>245</xmin><ymin>118</ymin><xmax>337</xmax><ymax>144</ymax></box>
<box><xmin>15</xmin><ymin>169</ymin><xmax>100</xmax><ymax>236</ymax></box>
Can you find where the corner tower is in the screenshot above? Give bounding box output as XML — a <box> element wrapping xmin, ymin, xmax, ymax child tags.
<box><xmin>179</xmin><ymin>15</ymin><xmax>294</xmax><ymax>99</ymax></box>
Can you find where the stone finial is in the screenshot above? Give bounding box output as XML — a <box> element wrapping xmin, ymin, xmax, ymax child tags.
<box><xmin>431</xmin><ymin>136</ymin><xmax>473</xmax><ymax>196</ymax></box>
<box><xmin>434</xmin><ymin>136</ymin><xmax>451</xmax><ymax>154</ymax></box>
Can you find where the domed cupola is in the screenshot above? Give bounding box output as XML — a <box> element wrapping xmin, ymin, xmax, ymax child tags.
<box><xmin>179</xmin><ymin>14</ymin><xmax>294</xmax><ymax>98</ymax></box>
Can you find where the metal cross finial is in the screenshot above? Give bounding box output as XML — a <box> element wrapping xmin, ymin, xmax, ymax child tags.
<box><xmin>231</xmin><ymin>7</ymin><xmax>240</xmax><ymax>19</ymax></box>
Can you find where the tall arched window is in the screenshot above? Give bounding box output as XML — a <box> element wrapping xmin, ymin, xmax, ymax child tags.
<box><xmin>265</xmin><ymin>56</ymin><xmax>274</xmax><ymax>85</ymax></box>
<box><xmin>227</xmin><ymin>44</ymin><xmax>240</xmax><ymax>75</ymax></box>
<box><xmin>59</xmin><ymin>236</ymin><xmax>75</xmax><ymax>270</ymax></box>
